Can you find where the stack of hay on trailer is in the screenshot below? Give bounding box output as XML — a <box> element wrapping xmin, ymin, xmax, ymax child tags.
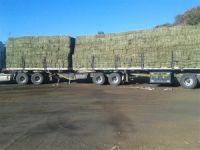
<box><xmin>6</xmin><ymin>36</ymin><xmax>74</xmax><ymax>69</ymax></box>
<box><xmin>0</xmin><ymin>42</ymin><xmax>5</xmax><ymax>69</ymax></box>
<box><xmin>73</xmin><ymin>25</ymin><xmax>200</xmax><ymax>70</ymax></box>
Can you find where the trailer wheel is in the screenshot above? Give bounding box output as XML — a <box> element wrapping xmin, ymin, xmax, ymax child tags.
<box><xmin>92</xmin><ymin>73</ymin><xmax>105</xmax><ymax>85</ymax></box>
<box><xmin>16</xmin><ymin>73</ymin><xmax>29</xmax><ymax>85</ymax></box>
<box><xmin>31</xmin><ymin>73</ymin><xmax>44</xmax><ymax>85</ymax></box>
<box><xmin>108</xmin><ymin>73</ymin><xmax>122</xmax><ymax>86</ymax></box>
<box><xmin>180</xmin><ymin>74</ymin><xmax>198</xmax><ymax>89</ymax></box>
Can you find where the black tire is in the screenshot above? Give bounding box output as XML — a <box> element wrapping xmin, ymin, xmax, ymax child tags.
<box><xmin>108</xmin><ymin>73</ymin><xmax>122</xmax><ymax>86</ymax></box>
<box><xmin>16</xmin><ymin>73</ymin><xmax>29</xmax><ymax>85</ymax></box>
<box><xmin>180</xmin><ymin>74</ymin><xmax>198</xmax><ymax>89</ymax></box>
<box><xmin>92</xmin><ymin>73</ymin><xmax>105</xmax><ymax>85</ymax></box>
<box><xmin>31</xmin><ymin>73</ymin><xmax>44</xmax><ymax>85</ymax></box>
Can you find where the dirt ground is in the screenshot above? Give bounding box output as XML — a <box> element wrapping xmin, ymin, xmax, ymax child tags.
<box><xmin>0</xmin><ymin>83</ymin><xmax>200</xmax><ymax>150</ymax></box>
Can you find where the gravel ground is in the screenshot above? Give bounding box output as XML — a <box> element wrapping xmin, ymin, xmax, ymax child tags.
<box><xmin>0</xmin><ymin>83</ymin><xmax>200</xmax><ymax>150</ymax></box>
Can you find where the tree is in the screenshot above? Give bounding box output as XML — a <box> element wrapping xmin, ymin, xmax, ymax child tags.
<box><xmin>175</xmin><ymin>6</ymin><xmax>200</xmax><ymax>25</ymax></box>
<box><xmin>156</xmin><ymin>5</ymin><xmax>200</xmax><ymax>28</ymax></box>
<box><xmin>155</xmin><ymin>23</ymin><xmax>173</xmax><ymax>28</ymax></box>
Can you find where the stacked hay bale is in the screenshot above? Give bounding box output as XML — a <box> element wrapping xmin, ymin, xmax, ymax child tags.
<box><xmin>0</xmin><ymin>41</ymin><xmax>5</xmax><ymax>69</ymax></box>
<box><xmin>6</xmin><ymin>36</ymin><xmax>74</xmax><ymax>69</ymax></box>
<box><xmin>73</xmin><ymin>25</ymin><xmax>200</xmax><ymax>70</ymax></box>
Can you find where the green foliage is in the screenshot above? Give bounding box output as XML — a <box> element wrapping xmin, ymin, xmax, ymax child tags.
<box><xmin>155</xmin><ymin>23</ymin><xmax>173</xmax><ymax>28</ymax></box>
<box><xmin>156</xmin><ymin>6</ymin><xmax>200</xmax><ymax>28</ymax></box>
<box><xmin>175</xmin><ymin>6</ymin><xmax>200</xmax><ymax>25</ymax></box>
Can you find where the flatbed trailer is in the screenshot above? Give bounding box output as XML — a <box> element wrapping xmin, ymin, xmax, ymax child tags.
<box><xmin>1</xmin><ymin>26</ymin><xmax>200</xmax><ymax>89</ymax></box>
<box><xmin>1</xmin><ymin>65</ymin><xmax>200</xmax><ymax>89</ymax></box>
<box><xmin>0</xmin><ymin>50</ymin><xmax>200</xmax><ymax>89</ymax></box>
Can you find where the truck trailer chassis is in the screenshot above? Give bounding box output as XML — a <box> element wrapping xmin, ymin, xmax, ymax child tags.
<box><xmin>1</xmin><ymin>67</ymin><xmax>200</xmax><ymax>89</ymax></box>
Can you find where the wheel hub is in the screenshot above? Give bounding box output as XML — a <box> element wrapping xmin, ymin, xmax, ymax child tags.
<box><xmin>96</xmin><ymin>76</ymin><xmax>103</xmax><ymax>83</ymax></box>
<box><xmin>20</xmin><ymin>76</ymin><xmax>25</xmax><ymax>82</ymax></box>
<box><xmin>35</xmin><ymin>76</ymin><xmax>41</xmax><ymax>82</ymax></box>
<box><xmin>112</xmin><ymin>76</ymin><xmax>119</xmax><ymax>83</ymax></box>
<box><xmin>184</xmin><ymin>78</ymin><xmax>193</xmax><ymax>86</ymax></box>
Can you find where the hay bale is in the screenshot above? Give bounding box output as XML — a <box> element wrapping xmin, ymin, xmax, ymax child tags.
<box><xmin>73</xmin><ymin>25</ymin><xmax>200</xmax><ymax>70</ymax></box>
<box><xmin>6</xmin><ymin>36</ymin><xmax>74</xmax><ymax>69</ymax></box>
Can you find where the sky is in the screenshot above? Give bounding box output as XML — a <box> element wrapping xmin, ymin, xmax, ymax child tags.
<box><xmin>0</xmin><ymin>0</ymin><xmax>200</xmax><ymax>42</ymax></box>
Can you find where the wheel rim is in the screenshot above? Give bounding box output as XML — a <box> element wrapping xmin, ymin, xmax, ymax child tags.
<box><xmin>96</xmin><ymin>76</ymin><xmax>103</xmax><ymax>84</ymax></box>
<box><xmin>35</xmin><ymin>76</ymin><xmax>41</xmax><ymax>82</ymax></box>
<box><xmin>111</xmin><ymin>76</ymin><xmax>119</xmax><ymax>84</ymax></box>
<box><xmin>20</xmin><ymin>76</ymin><xmax>26</xmax><ymax>82</ymax></box>
<box><xmin>184</xmin><ymin>77</ymin><xmax>194</xmax><ymax>87</ymax></box>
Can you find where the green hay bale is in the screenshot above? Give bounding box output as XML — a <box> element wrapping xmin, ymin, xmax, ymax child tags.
<box><xmin>73</xmin><ymin>25</ymin><xmax>200</xmax><ymax>70</ymax></box>
<box><xmin>6</xmin><ymin>36</ymin><xmax>74</xmax><ymax>69</ymax></box>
